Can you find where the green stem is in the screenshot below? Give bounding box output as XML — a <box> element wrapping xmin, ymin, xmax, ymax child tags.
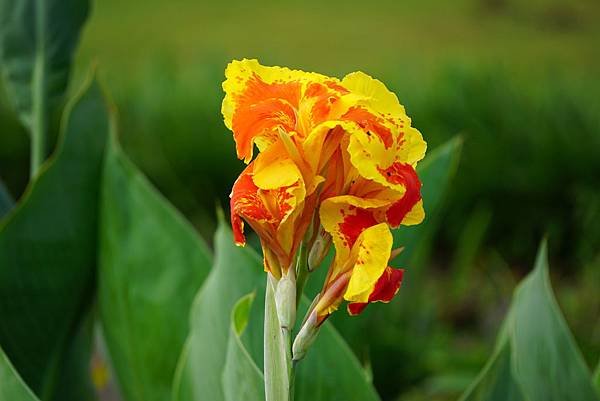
<box><xmin>31</xmin><ymin>0</ymin><xmax>48</xmax><ymax>178</ymax></box>
<box><xmin>295</xmin><ymin>242</ymin><xmax>309</xmax><ymax>309</ymax></box>
<box><xmin>282</xmin><ymin>327</ymin><xmax>294</xmax><ymax>401</ymax></box>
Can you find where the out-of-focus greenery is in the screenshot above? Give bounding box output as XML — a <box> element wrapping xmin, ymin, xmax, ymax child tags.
<box><xmin>1</xmin><ymin>0</ymin><xmax>599</xmax><ymax>400</ymax></box>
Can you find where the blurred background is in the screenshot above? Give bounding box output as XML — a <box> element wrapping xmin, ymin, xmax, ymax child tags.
<box><xmin>1</xmin><ymin>0</ymin><xmax>599</xmax><ymax>400</ymax></box>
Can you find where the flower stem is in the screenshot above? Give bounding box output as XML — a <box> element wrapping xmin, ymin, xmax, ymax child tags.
<box><xmin>295</xmin><ymin>241</ymin><xmax>309</xmax><ymax>308</ymax></box>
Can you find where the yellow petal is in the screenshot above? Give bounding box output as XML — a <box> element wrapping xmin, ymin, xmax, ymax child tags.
<box><xmin>320</xmin><ymin>195</ymin><xmax>390</xmax><ymax>265</ymax></box>
<box><xmin>342</xmin><ymin>71</ymin><xmax>406</xmax><ymax>119</ymax></box>
<box><xmin>344</xmin><ymin>223</ymin><xmax>393</xmax><ymax>303</ymax></box>
<box><xmin>347</xmin><ymin>125</ymin><xmax>426</xmax><ymax>193</ymax></box>
<box><xmin>402</xmin><ymin>199</ymin><xmax>425</xmax><ymax>226</ymax></box>
<box><xmin>252</xmin><ymin>148</ymin><xmax>303</xmax><ymax>190</ymax></box>
<box><xmin>222</xmin><ymin>59</ymin><xmax>331</xmax><ymax>130</ymax></box>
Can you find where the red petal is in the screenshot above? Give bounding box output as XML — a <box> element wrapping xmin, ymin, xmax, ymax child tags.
<box><xmin>381</xmin><ymin>163</ymin><xmax>422</xmax><ymax>227</ymax></box>
<box><xmin>347</xmin><ymin>266</ymin><xmax>404</xmax><ymax>315</ymax></box>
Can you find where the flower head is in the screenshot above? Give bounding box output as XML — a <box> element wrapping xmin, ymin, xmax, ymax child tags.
<box><xmin>223</xmin><ymin>59</ymin><xmax>426</xmax><ymax>316</ymax></box>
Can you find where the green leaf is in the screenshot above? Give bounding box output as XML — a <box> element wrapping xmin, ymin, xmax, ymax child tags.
<box><xmin>98</xmin><ymin>133</ymin><xmax>212</xmax><ymax>401</ymax></box>
<box><xmin>594</xmin><ymin>361</ymin><xmax>600</xmax><ymax>391</ymax></box>
<box><xmin>0</xmin><ymin>75</ymin><xmax>110</xmax><ymax>400</ymax></box>
<box><xmin>173</xmin><ymin>219</ymin><xmax>381</xmax><ymax>401</ymax></box>
<box><xmin>264</xmin><ymin>276</ymin><xmax>289</xmax><ymax>401</ymax></box>
<box><xmin>0</xmin><ymin>179</ymin><xmax>14</xmax><ymax>218</ymax></box>
<box><xmin>222</xmin><ymin>293</ymin><xmax>264</xmax><ymax>401</ymax></box>
<box><xmin>293</xmin><ymin>320</ymin><xmax>381</xmax><ymax>401</ymax></box>
<box><xmin>460</xmin><ymin>240</ymin><xmax>600</xmax><ymax>401</ymax></box>
<box><xmin>510</xmin><ymin>240</ymin><xmax>599</xmax><ymax>401</ymax></box>
<box><xmin>0</xmin><ymin>346</ymin><xmax>40</xmax><ymax>401</ymax></box>
<box><xmin>172</xmin><ymin>220</ymin><xmax>264</xmax><ymax>401</ymax></box>
<box><xmin>0</xmin><ymin>0</ymin><xmax>90</xmax><ymax>174</ymax></box>
<box><xmin>459</xmin><ymin>338</ymin><xmax>525</xmax><ymax>401</ymax></box>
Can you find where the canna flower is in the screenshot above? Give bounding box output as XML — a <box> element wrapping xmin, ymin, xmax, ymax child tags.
<box><xmin>223</xmin><ymin>59</ymin><xmax>426</xmax><ymax>329</ymax></box>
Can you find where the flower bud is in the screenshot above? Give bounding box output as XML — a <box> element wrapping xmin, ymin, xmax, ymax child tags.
<box><xmin>292</xmin><ymin>310</ymin><xmax>320</xmax><ymax>361</ymax></box>
<box><xmin>307</xmin><ymin>231</ymin><xmax>331</xmax><ymax>271</ymax></box>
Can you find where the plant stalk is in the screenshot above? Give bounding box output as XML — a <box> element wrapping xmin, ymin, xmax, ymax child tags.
<box><xmin>295</xmin><ymin>241</ymin><xmax>309</xmax><ymax>308</ymax></box>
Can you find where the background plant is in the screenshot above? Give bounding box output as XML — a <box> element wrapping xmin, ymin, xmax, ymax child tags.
<box><xmin>0</xmin><ymin>0</ymin><xmax>598</xmax><ymax>400</ymax></box>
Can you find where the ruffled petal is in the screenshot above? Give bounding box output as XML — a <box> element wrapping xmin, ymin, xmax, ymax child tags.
<box><xmin>347</xmin><ymin>266</ymin><xmax>404</xmax><ymax>315</ymax></box>
<box><xmin>223</xmin><ymin>59</ymin><xmax>343</xmax><ymax>162</ymax></box>
<box><xmin>341</xmin><ymin>71</ymin><xmax>406</xmax><ymax>120</ymax></box>
<box><xmin>229</xmin><ymin>151</ymin><xmax>306</xmax><ymax>269</ymax></box>
<box><xmin>347</xmin><ymin>126</ymin><xmax>425</xmax><ymax>192</ymax></box>
<box><xmin>320</xmin><ymin>195</ymin><xmax>390</xmax><ymax>263</ymax></box>
<box><xmin>343</xmin><ymin>223</ymin><xmax>393</xmax><ymax>303</ymax></box>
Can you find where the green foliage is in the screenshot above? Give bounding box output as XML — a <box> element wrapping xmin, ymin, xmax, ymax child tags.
<box><xmin>222</xmin><ymin>294</ymin><xmax>264</xmax><ymax>401</ymax></box>
<box><xmin>0</xmin><ymin>346</ymin><xmax>39</xmax><ymax>401</ymax></box>
<box><xmin>0</xmin><ymin>76</ymin><xmax>108</xmax><ymax>401</ymax></box>
<box><xmin>98</xmin><ymin>131</ymin><xmax>213</xmax><ymax>401</ymax></box>
<box><xmin>413</xmin><ymin>68</ymin><xmax>600</xmax><ymax>264</ymax></box>
<box><xmin>0</xmin><ymin>2</ymin><xmax>597</xmax><ymax>401</ymax></box>
<box><xmin>0</xmin><ymin>179</ymin><xmax>13</xmax><ymax>218</ymax></box>
<box><xmin>460</xmin><ymin>240</ymin><xmax>600</xmax><ymax>401</ymax></box>
<box><xmin>172</xmin><ymin>220</ymin><xmax>264</xmax><ymax>401</ymax></box>
<box><xmin>173</xmin><ymin>219</ymin><xmax>381</xmax><ymax>401</ymax></box>
<box><xmin>0</xmin><ymin>0</ymin><xmax>89</xmax><ymax>174</ymax></box>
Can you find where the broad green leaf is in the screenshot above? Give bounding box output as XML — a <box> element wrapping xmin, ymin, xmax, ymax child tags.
<box><xmin>173</xmin><ymin>219</ymin><xmax>381</xmax><ymax>401</ymax></box>
<box><xmin>0</xmin><ymin>76</ymin><xmax>109</xmax><ymax>400</ymax></box>
<box><xmin>172</xmin><ymin>220</ymin><xmax>264</xmax><ymax>401</ymax></box>
<box><xmin>0</xmin><ymin>179</ymin><xmax>13</xmax><ymax>218</ymax></box>
<box><xmin>0</xmin><ymin>0</ymin><xmax>89</xmax><ymax>174</ymax></box>
<box><xmin>510</xmin><ymin>241</ymin><xmax>599</xmax><ymax>401</ymax></box>
<box><xmin>222</xmin><ymin>293</ymin><xmax>264</xmax><ymax>401</ymax></box>
<box><xmin>98</xmin><ymin>133</ymin><xmax>212</xmax><ymax>401</ymax></box>
<box><xmin>460</xmin><ymin>240</ymin><xmax>600</xmax><ymax>401</ymax></box>
<box><xmin>0</xmin><ymin>346</ymin><xmax>40</xmax><ymax>401</ymax></box>
<box><xmin>264</xmin><ymin>277</ymin><xmax>289</xmax><ymax>401</ymax></box>
<box><xmin>594</xmin><ymin>361</ymin><xmax>600</xmax><ymax>391</ymax></box>
<box><xmin>459</xmin><ymin>339</ymin><xmax>525</xmax><ymax>401</ymax></box>
<box><xmin>50</xmin><ymin>311</ymin><xmax>96</xmax><ymax>401</ymax></box>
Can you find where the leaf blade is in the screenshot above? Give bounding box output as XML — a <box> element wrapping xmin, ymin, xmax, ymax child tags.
<box><xmin>510</xmin><ymin>240</ymin><xmax>599</xmax><ymax>401</ymax></box>
<box><xmin>98</xmin><ymin>133</ymin><xmax>212</xmax><ymax>401</ymax></box>
<box><xmin>459</xmin><ymin>240</ymin><xmax>600</xmax><ymax>401</ymax></box>
<box><xmin>173</xmin><ymin>219</ymin><xmax>381</xmax><ymax>401</ymax></box>
<box><xmin>222</xmin><ymin>293</ymin><xmax>265</xmax><ymax>401</ymax></box>
<box><xmin>0</xmin><ymin>179</ymin><xmax>14</xmax><ymax>219</ymax></box>
<box><xmin>0</xmin><ymin>346</ymin><xmax>40</xmax><ymax>401</ymax></box>
<box><xmin>0</xmin><ymin>74</ymin><xmax>110</xmax><ymax>401</ymax></box>
<box><xmin>0</xmin><ymin>0</ymin><xmax>89</xmax><ymax>130</ymax></box>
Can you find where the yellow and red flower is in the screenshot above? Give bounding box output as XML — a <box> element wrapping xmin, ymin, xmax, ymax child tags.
<box><xmin>223</xmin><ymin>59</ymin><xmax>426</xmax><ymax>318</ymax></box>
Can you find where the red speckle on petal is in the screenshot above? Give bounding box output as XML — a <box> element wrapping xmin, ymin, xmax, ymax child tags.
<box><xmin>338</xmin><ymin>208</ymin><xmax>377</xmax><ymax>248</ymax></box>
<box><xmin>342</xmin><ymin>107</ymin><xmax>394</xmax><ymax>148</ymax></box>
<box><xmin>378</xmin><ymin>162</ymin><xmax>422</xmax><ymax>227</ymax></box>
<box><xmin>232</xmin><ymin>73</ymin><xmax>302</xmax><ymax>160</ymax></box>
